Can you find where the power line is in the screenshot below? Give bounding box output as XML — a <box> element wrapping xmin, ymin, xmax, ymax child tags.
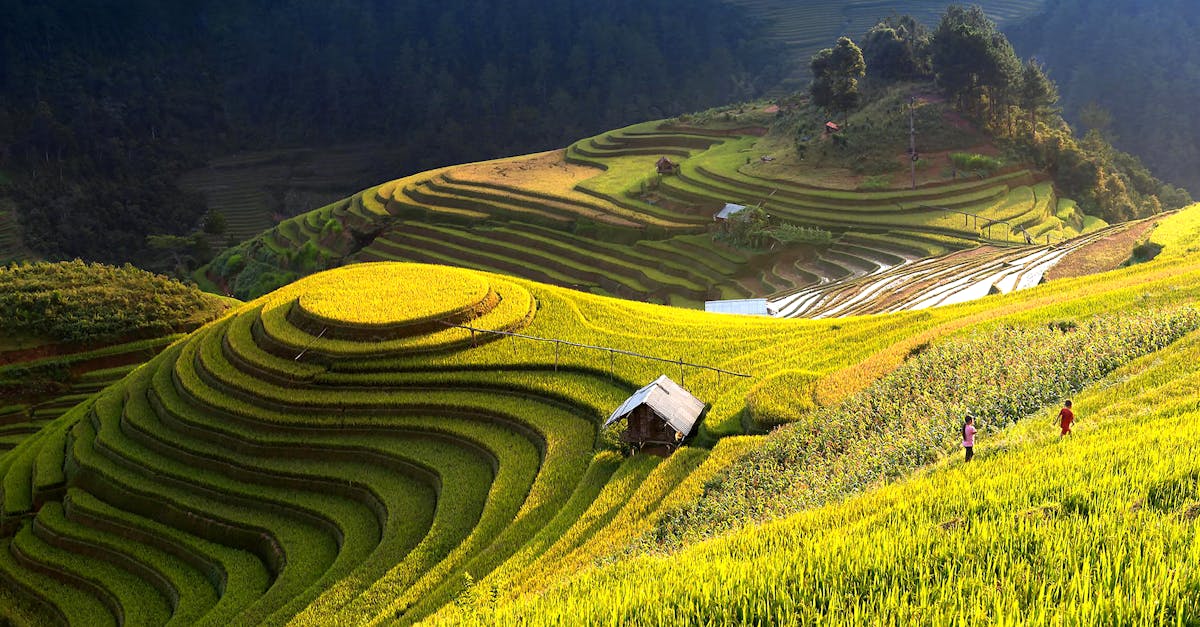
<box><xmin>443</xmin><ymin>322</ymin><xmax>753</xmax><ymax>383</ymax></box>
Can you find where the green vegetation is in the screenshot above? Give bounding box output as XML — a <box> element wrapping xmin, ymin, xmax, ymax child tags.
<box><xmin>0</xmin><ymin>261</ymin><xmax>231</xmax><ymax>346</ymax></box>
<box><xmin>652</xmin><ymin>309</ymin><xmax>1200</xmax><ymax>547</ymax></box>
<box><xmin>474</xmin><ymin>328</ymin><xmax>1200</xmax><ymax>623</ymax></box>
<box><xmin>0</xmin><ymin>261</ymin><xmax>232</xmax><ymax>459</ymax></box>
<box><xmin>950</xmin><ymin>152</ymin><xmax>1005</xmax><ymax>175</ymax></box>
<box><xmin>1009</xmin><ymin>0</ymin><xmax>1200</xmax><ymax>195</ymax></box>
<box><xmin>209</xmin><ymin>93</ymin><xmax>1105</xmax><ymax>311</ymax></box>
<box><xmin>2</xmin><ymin>202</ymin><xmax>1200</xmax><ymax>624</ymax></box>
<box><xmin>0</xmin><ymin>0</ymin><xmax>779</xmax><ymax>266</ymax></box>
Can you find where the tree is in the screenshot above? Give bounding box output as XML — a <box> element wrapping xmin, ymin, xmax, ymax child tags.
<box><xmin>202</xmin><ymin>210</ymin><xmax>227</xmax><ymax>237</ymax></box>
<box><xmin>931</xmin><ymin>5</ymin><xmax>1021</xmax><ymax>119</ymax></box>
<box><xmin>861</xmin><ymin>15</ymin><xmax>932</xmax><ymax>81</ymax></box>
<box><xmin>1078</xmin><ymin>102</ymin><xmax>1115</xmax><ymax>139</ymax></box>
<box><xmin>1019</xmin><ymin>58</ymin><xmax>1059</xmax><ymax>131</ymax></box>
<box><xmin>810</xmin><ymin>37</ymin><xmax>866</xmax><ymax>121</ymax></box>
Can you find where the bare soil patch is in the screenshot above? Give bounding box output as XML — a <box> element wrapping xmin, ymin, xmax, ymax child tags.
<box><xmin>452</xmin><ymin>150</ymin><xmax>604</xmax><ymax>197</ymax></box>
<box><xmin>1044</xmin><ymin>220</ymin><xmax>1159</xmax><ymax>282</ymax></box>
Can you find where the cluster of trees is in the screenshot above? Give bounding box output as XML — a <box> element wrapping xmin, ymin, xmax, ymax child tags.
<box><xmin>0</xmin><ymin>0</ymin><xmax>782</xmax><ymax>268</ymax></box>
<box><xmin>719</xmin><ymin>206</ymin><xmax>834</xmax><ymax>250</ymax></box>
<box><xmin>806</xmin><ymin>5</ymin><xmax>1190</xmax><ymax>223</ymax></box>
<box><xmin>0</xmin><ymin>260</ymin><xmax>226</xmax><ymax>343</ymax></box>
<box><xmin>1008</xmin><ymin>0</ymin><xmax>1200</xmax><ymax>195</ymax></box>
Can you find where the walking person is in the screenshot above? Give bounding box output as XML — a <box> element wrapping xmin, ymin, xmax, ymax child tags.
<box><xmin>1058</xmin><ymin>400</ymin><xmax>1075</xmax><ymax>437</ymax></box>
<box><xmin>962</xmin><ymin>415</ymin><xmax>976</xmax><ymax>462</ymax></box>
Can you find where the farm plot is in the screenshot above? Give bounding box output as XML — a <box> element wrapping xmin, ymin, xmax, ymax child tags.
<box><xmin>768</xmin><ymin>222</ymin><xmax>1125</xmax><ymax>318</ymax></box>
<box><xmin>8</xmin><ymin>202</ymin><xmax>1200</xmax><ymax>625</ymax></box>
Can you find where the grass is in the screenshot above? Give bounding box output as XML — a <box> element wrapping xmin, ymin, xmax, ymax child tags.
<box><xmin>8</xmin><ymin>201</ymin><xmax>1200</xmax><ymax>625</ymax></box>
<box><xmin>208</xmin><ymin>101</ymin><xmax>1102</xmax><ymax>318</ymax></box>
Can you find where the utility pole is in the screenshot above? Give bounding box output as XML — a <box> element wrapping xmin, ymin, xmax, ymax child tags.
<box><xmin>909</xmin><ymin>95</ymin><xmax>918</xmax><ymax>190</ymax></box>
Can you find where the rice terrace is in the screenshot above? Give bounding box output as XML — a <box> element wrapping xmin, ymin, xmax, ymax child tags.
<box><xmin>2</xmin><ymin>1</ymin><xmax>1200</xmax><ymax>626</ymax></box>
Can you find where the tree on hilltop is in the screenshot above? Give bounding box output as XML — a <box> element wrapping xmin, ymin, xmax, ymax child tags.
<box><xmin>931</xmin><ymin>5</ymin><xmax>1020</xmax><ymax>120</ymax></box>
<box><xmin>861</xmin><ymin>15</ymin><xmax>932</xmax><ymax>82</ymax></box>
<box><xmin>1020</xmin><ymin>58</ymin><xmax>1059</xmax><ymax>133</ymax></box>
<box><xmin>810</xmin><ymin>37</ymin><xmax>866</xmax><ymax>122</ymax></box>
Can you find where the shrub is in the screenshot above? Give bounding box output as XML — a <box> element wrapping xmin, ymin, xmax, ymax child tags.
<box><xmin>950</xmin><ymin>152</ymin><xmax>1004</xmax><ymax>174</ymax></box>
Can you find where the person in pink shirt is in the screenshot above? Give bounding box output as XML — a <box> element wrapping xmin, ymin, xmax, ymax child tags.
<box><xmin>962</xmin><ymin>415</ymin><xmax>976</xmax><ymax>462</ymax></box>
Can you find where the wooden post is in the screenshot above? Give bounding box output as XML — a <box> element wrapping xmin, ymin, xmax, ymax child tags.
<box><xmin>471</xmin><ymin>328</ymin><xmax>476</xmax><ymax>348</ymax></box>
<box><xmin>678</xmin><ymin>357</ymin><xmax>684</xmax><ymax>386</ymax></box>
<box><xmin>609</xmin><ymin>349</ymin><xmax>614</xmax><ymax>381</ymax></box>
<box><xmin>554</xmin><ymin>341</ymin><xmax>560</xmax><ymax>372</ymax></box>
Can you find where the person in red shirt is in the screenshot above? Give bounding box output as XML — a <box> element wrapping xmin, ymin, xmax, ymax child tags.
<box><xmin>1058</xmin><ymin>400</ymin><xmax>1075</xmax><ymax>437</ymax></box>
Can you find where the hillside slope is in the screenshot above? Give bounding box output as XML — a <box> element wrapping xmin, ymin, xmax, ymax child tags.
<box><xmin>208</xmin><ymin>98</ymin><xmax>1106</xmax><ymax>315</ymax></box>
<box><xmin>0</xmin><ymin>262</ymin><xmax>235</xmax><ymax>459</ymax></box>
<box><xmin>1</xmin><ymin>203</ymin><xmax>1198</xmax><ymax>624</ymax></box>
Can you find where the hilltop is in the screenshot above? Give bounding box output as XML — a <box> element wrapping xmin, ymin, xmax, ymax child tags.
<box><xmin>203</xmin><ymin>88</ymin><xmax>1169</xmax><ymax>315</ymax></box>
<box><xmin>721</xmin><ymin>0</ymin><xmax>1048</xmax><ymax>90</ymax></box>
<box><xmin>4</xmin><ymin>5</ymin><xmax>1200</xmax><ymax>625</ymax></box>
<box><xmin>202</xmin><ymin>6</ymin><xmax>1187</xmax><ymax>318</ymax></box>
<box><xmin>0</xmin><ymin>201</ymin><xmax>1198</xmax><ymax>624</ymax></box>
<box><xmin>0</xmin><ymin>261</ymin><xmax>234</xmax><ymax>460</ymax></box>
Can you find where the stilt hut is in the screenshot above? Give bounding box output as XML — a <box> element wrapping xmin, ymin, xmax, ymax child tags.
<box><xmin>656</xmin><ymin>156</ymin><xmax>679</xmax><ymax>175</ymax></box>
<box><xmin>604</xmin><ymin>375</ymin><xmax>705</xmax><ymax>454</ymax></box>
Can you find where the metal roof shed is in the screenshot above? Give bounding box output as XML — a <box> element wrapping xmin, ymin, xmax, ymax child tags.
<box><xmin>704</xmin><ymin>298</ymin><xmax>771</xmax><ymax>316</ymax></box>
<box><xmin>605</xmin><ymin>375</ymin><xmax>705</xmax><ymax>453</ymax></box>
<box><xmin>714</xmin><ymin>203</ymin><xmax>748</xmax><ymax>221</ymax></box>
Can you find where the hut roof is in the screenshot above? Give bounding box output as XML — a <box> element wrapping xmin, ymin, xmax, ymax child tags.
<box><xmin>604</xmin><ymin>375</ymin><xmax>705</xmax><ymax>435</ymax></box>
<box><xmin>714</xmin><ymin>203</ymin><xmax>747</xmax><ymax>220</ymax></box>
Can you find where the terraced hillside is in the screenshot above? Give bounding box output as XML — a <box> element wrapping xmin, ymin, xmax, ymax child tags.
<box><xmin>724</xmin><ymin>0</ymin><xmax>1047</xmax><ymax>89</ymax></box>
<box><xmin>211</xmin><ymin>111</ymin><xmax>1101</xmax><ymax>311</ymax></box>
<box><xmin>0</xmin><ymin>262</ymin><xmax>233</xmax><ymax>459</ymax></box>
<box><xmin>769</xmin><ymin>220</ymin><xmax>1141</xmax><ymax>318</ymax></box>
<box><xmin>4</xmin><ymin>202</ymin><xmax>1200</xmax><ymax>624</ymax></box>
<box><xmin>181</xmin><ymin>144</ymin><xmax>399</xmax><ymax>247</ymax></box>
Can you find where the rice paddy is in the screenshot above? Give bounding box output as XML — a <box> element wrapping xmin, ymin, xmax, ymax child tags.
<box><xmin>3</xmin><ymin>202</ymin><xmax>1200</xmax><ymax>624</ymax></box>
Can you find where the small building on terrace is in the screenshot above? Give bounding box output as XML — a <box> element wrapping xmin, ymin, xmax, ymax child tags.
<box><xmin>713</xmin><ymin>202</ymin><xmax>747</xmax><ymax>222</ymax></box>
<box><xmin>604</xmin><ymin>375</ymin><xmax>705</xmax><ymax>455</ymax></box>
<box><xmin>656</xmin><ymin>155</ymin><xmax>679</xmax><ymax>175</ymax></box>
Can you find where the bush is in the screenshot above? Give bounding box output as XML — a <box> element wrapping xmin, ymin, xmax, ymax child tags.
<box><xmin>0</xmin><ymin>260</ymin><xmax>227</xmax><ymax>343</ymax></box>
<box><xmin>857</xmin><ymin>175</ymin><xmax>892</xmax><ymax>191</ymax></box>
<box><xmin>950</xmin><ymin>152</ymin><xmax>1004</xmax><ymax>174</ymax></box>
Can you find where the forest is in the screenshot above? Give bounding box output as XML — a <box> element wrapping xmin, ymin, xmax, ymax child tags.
<box><xmin>0</xmin><ymin>0</ymin><xmax>780</xmax><ymax>265</ymax></box>
<box><xmin>1008</xmin><ymin>0</ymin><xmax>1200</xmax><ymax>195</ymax></box>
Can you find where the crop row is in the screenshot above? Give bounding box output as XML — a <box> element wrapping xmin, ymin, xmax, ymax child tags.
<box><xmin>477</xmin><ymin>316</ymin><xmax>1200</xmax><ymax>624</ymax></box>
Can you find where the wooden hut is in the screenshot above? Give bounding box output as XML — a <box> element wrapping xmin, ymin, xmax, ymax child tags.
<box><xmin>604</xmin><ymin>375</ymin><xmax>705</xmax><ymax>454</ymax></box>
<box><xmin>656</xmin><ymin>156</ymin><xmax>679</xmax><ymax>175</ymax></box>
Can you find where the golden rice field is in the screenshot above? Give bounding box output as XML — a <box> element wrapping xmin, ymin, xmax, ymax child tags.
<box><xmin>3</xmin><ymin>202</ymin><xmax>1200</xmax><ymax>624</ymax></box>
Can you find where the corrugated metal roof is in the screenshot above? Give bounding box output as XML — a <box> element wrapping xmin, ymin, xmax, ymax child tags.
<box><xmin>714</xmin><ymin>203</ymin><xmax>747</xmax><ymax>220</ymax></box>
<box><xmin>704</xmin><ymin>298</ymin><xmax>770</xmax><ymax>316</ymax></box>
<box><xmin>604</xmin><ymin>375</ymin><xmax>705</xmax><ymax>435</ymax></box>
